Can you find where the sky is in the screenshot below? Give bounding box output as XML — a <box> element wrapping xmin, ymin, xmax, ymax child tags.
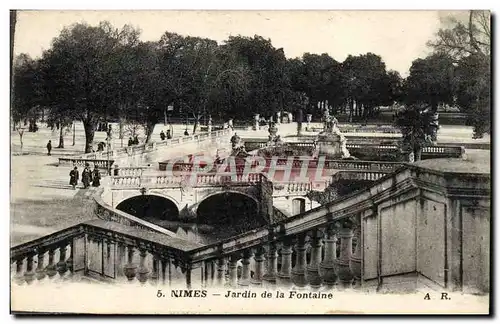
<box><xmin>13</xmin><ymin>10</ymin><xmax>463</xmax><ymax>77</ymax></box>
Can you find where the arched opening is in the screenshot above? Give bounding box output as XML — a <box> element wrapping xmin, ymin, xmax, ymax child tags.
<box><xmin>292</xmin><ymin>198</ymin><xmax>306</xmax><ymax>215</ymax></box>
<box><xmin>116</xmin><ymin>195</ymin><xmax>179</xmax><ymax>222</ymax></box>
<box><xmin>197</xmin><ymin>192</ymin><xmax>263</xmax><ymax>240</ymax></box>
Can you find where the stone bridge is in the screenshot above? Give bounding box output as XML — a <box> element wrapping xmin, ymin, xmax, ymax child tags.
<box><xmin>103</xmin><ymin>172</ymin><xmax>274</xmax><ymax>223</ymax></box>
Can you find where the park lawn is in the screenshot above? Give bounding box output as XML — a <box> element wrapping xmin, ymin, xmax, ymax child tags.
<box><xmin>10</xmin><ymin>196</ymin><xmax>97</xmax><ymax>246</ymax></box>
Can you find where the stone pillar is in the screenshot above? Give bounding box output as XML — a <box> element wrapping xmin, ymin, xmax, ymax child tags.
<box><xmin>319</xmin><ymin>225</ymin><xmax>338</xmax><ymax>288</ymax></box>
<box><xmin>14</xmin><ymin>259</ymin><xmax>24</xmax><ymax>285</ymax></box>
<box><xmin>351</xmin><ymin>223</ymin><xmax>362</xmax><ymax>288</ymax></box>
<box><xmin>124</xmin><ymin>246</ymin><xmax>137</xmax><ymax>282</ymax></box>
<box><xmin>24</xmin><ymin>255</ymin><xmax>35</xmax><ymax>285</ymax></box>
<box><xmin>262</xmin><ymin>242</ymin><xmax>278</xmax><ymax>287</ymax></box>
<box><xmin>35</xmin><ymin>250</ymin><xmax>46</xmax><ymax>281</ymax></box>
<box><xmin>251</xmin><ymin>247</ymin><xmax>265</xmax><ymax>286</ymax></box>
<box><xmin>335</xmin><ymin>220</ymin><xmax>354</xmax><ymax>289</ymax></box>
<box><xmin>254</xmin><ymin>114</ymin><xmax>260</xmax><ymax>131</ymax></box>
<box><xmin>185</xmin><ymin>266</ymin><xmax>192</xmax><ymax>289</ymax></box>
<box><xmin>45</xmin><ymin>248</ymin><xmax>57</xmax><ymax>279</ymax></box>
<box><xmin>228</xmin><ymin>255</ymin><xmax>239</xmax><ymax>288</ymax></box>
<box><xmin>291</xmin><ymin>234</ymin><xmax>308</xmax><ymax>289</ymax></box>
<box><xmin>239</xmin><ymin>250</ymin><xmax>252</xmax><ymax>287</ymax></box>
<box><xmin>216</xmin><ymin>257</ymin><xmax>226</xmax><ymax>287</ymax></box>
<box><xmin>150</xmin><ymin>255</ymin><xmax>159</xmax><ymax>286</ymax></box>
<box><xmin>56</xmin><ymin>244</ymin><xmax>68</xmax><ymax>278</ymax></box>
<box><xmin>306</xmin><ymin>230</ymin><xmax>324</xmax><ymax>289</ymax></box>
<box><xmin>276</xmin><ymin>239</ymin><xmax>293</xmax><ymax>288</ymax></box>
<box><xmin>306</xmin><ymin>114</ymin><xmax>312</xmax><ymax>131</ymax></box>
<box><xmin>137</xmin><ymin>248</ymin><xmax>150</xmax><ymax>284</ymax></box>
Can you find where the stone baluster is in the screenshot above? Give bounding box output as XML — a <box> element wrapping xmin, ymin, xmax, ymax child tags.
<box><xmin>262</xmin><ymin>242</ymin><xmax>278</xmax><ymax>287</ymax></box>
<box><xmin>149</xmin><ymin>255</ymin><xmax>159</xmax><ymax>286</ymax></box>
<box><xmin>276</xmin><ymin>239</ymin><xmax>293</xmax><ymax>289</ymax></box>
<box><xmin>66</xmin><ymin>242</ymin><xmax>74</xmax><ymax>277</ymax></box>
<box><xmin>216</xmin><ymin>257</ymin><xmax>226</xmax><ymax>287</ymax></box>
<box><xmin>335</xmin><ymin>220</ymin><xmax>354</xmax><ymax>289</ymax></box>
<box><xmin>319</xmin><ymin>225</ymin><xmax>338</xmax><ymax>288</ymax></box>
<box><xmin>124</xmin><ymin>246</ymin><xmax>137</xmax><ymax>282</ymax></box>
<box><xmin>250</xmin><ymin>247</ymin><xmax>265</xmax><ymax>286</ymax></box>
<box><xmin>238</xmin><ymin>250</ymin><xmax>252</xmax><ymax>287</ymax></box>
<box><xmin>160</xmin><ymin>258</ymin><xmax>168</xmax><ymax>286</ymax></box>
<box><xmin>45</xmin><ymin>248</ymin><xmax>58</xmax><ymax>279</ymax></box>
<box><xmin>306</xmin><ymin>229</ymin><xmax>324</xmax><ymax>289</ymax></box>
<box><xmin>24</xmin><ymin>254</ymin><xmax>35</xmax><ymax>285</ymax></box>
<box><xmin>351</xmin><ymin>223</ymin><xmax>362</xmax><ymax>288</ymax></box>
<box><xmin>291</xmin><ymin>234</ymin><xmax>308</xmax><ymax>289</ymax></box>
<box><xmin>35</xmin><ymin>249</ymin><xmax>47</xmax><ymax>282</ymax></box>
<box><xmin>228</xmin><ymin>255</ymin><xmax>239</xmax><ymax>288</ymax></box>
<box><xmin>56</xmin><ymin>243</ymin><xmax>68</xmax><ymax>278</ymax></box>
<box><xmin>137</xmin><ymin>248</ymin><xmax>150</xmax><ymax>284</ymax></box>
<box><xmin>14</xmin><ymin>259</ymin><xmax>24</xmax><ymax>285</ymax></box>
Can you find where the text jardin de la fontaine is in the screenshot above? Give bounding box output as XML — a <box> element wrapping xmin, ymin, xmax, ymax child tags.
<box><xmin>166</xmin><ymin>289</ymin><xmax>334</xmax><ymax>299</ymax></box>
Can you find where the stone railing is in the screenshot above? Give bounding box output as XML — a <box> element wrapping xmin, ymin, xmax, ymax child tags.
<box><xmin>110</xmin><ymin>172</ymin><xmax>266</xmax><ymax>189</ymax></box>
<box><xmin>57</xmin><ymin>158</ymin><xmax>115</xmax><ymax>169</ymax></box>
<box><xmin>10</xmin><ymin>219</ymin><xmax>202</xmax><ymax>287</ymax></box>
<box><xmin>166</xmin><ymin>159</ymin><xmax>404</xmax><ymax>174</ymax></box>
<box><xmin>181</xmin><ymin>165</ymin><xmax>490</xmax><ymax>293</ymax></box>
<box><xmin>59</xmin><ymin>129</ymin><xmax>231</xmax><ymax>166</ymax></box>
<box><xmin>248</xmin><ymin>141</ymin><xmax>464</xmax><ymax>160</ymax></box>
<box><xmin>308</xmin><ymin>125</ymin><xmax>400</xmax><ymax>134</ymax></box>
<box><xmin>11</xmin><ymin>164</ymin><xmax>490</xmax><ymax>293</ymax></box>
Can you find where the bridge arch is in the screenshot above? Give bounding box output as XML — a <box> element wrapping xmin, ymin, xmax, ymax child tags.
<box><xmin>115</xmin><ymin>194</ymin><xmax>180</xmax><ymax>221</ymax></box>
<box><xmin>196</xmin><ymin>191</ymin><xmax>265</xmax><ymax>236</ymax></box>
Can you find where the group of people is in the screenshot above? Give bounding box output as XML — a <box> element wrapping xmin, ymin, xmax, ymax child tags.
<box><xmin>69</xmin><ymin>163</ymin><xmax>101</xmax><ymax>190</ymax></box>
<box><xmin>159</xmin><ymin>129</ymin><xmax>172</xmax><ymax>141</ymax></box>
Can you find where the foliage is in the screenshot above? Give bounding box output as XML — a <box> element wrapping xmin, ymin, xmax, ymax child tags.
<box><xmin>394</xmin><ymin>104</ymin><xmax>435</xmax><ymax>161</ymax></box>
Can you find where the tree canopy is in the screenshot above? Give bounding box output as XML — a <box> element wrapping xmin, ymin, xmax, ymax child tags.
<box><xmin>11</xmin><ymin>15</ymin><xmax>491</xmax><ymax>153</ymax></box>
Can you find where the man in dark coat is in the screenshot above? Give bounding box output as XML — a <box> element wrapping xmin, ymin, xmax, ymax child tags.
<box><xmin>128</xmin><ymin>137</ymin><xmax>134</xmax><ymax>146</ymax></box>
<box><xmin>46</xmin><ymin>140</ymin><xmax>52</xmax><ymax>156</ymax></box>
<box><xmin>160</xmin><ymin>130</ymin><xmax>166</xmax><ymax>141</ymax></box>
<box><xmin>133</xmin><ymin>135</ymin><xmax>139</xmax><ymax>145</ymax></box>
<box><xmin>92</xmin><ymin>166</ymin><xmax>101</xmax><ymax>187</ymax></box>
<box><xmin>184</xmin><ymin>129</ymin><xmax>189</xmax><ymax>136</ymax></box>
<box><xmin>166</xmin><ymin>129</ymin><xmax>172</xmax><ymax>139</ymax></box>
<box><xmin>81</xmin><ymin>164</ymin><xmax>92</xmax><ymax>189</ymax></box>
<box><xmin>69</xmin><ymin>166</ymin><xmax>79</xmax><ymax>190</ymax></box>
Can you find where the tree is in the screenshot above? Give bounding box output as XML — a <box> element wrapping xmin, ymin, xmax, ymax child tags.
<box><xmin>403</xmin><ymin>53</ymin><xmax>455</xmax><ymax>142</ymax></box>
<box><xmin>428</xmin><ymin>10</ymin><xmax>491</xmax><ymax>137</ymax></box>
<box><xmin>342</xmin><ymin>53</ymin><xmax>391</xmax><ymax>121</ymax></box>
<box><xmin>12</xmin><ymin>54</ymin><xmax>43</xmax><ymax>132</ymax></box>
<box><xmin>39</xmin><ymin>22</ymin><xmax>140</xmax><ymax>153</ymax></box>
<box><xmin>394</xmin><ymin>104</ymin><xmax>435</xmax><ymax>161</ymax></box>
<box><xmin>454</xmin><ymin>53</ymin><xmax>490</xmax><ymax>137</ymax></box>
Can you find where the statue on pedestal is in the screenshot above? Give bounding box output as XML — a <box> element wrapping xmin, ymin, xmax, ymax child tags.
<box><xmin>314</xmin><ymin>113</ymin><xmax>352</xmax><ymax>159</ymax></box>
<box><xmin>230</xmin><ymin>132</ymin><xmax>248</xmax><ymax>157</ymax></box>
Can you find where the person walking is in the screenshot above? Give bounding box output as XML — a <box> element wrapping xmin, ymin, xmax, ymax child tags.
<box><xmin>184</xmin><ymin>129</ymin><xmax>189</xmax><ymax>136</ymax></box>
<box><xmin>81</xmin><ymin>164</ymin><xmax>92</xmax><ymax>189</ymax></box>
<box><xmin>69</xmin><ymin>166</ymin><xmax>79</xmax><ymax>190</ymax></box>
<box><xmin>160</xmin><ymin>130</ymin><xmax>166</xmax><ymax>141</ymax></box>
<box><xmin>128</xmin><ymin>137</ymin><xmax>134</xmax><ymax>146</ymax></box>
<box><xmin>92</xmin><ymin>166</ymin><xmax>101</xmax><ymax>187</ymax></box>
<box><xmin>46</xmin><ymin>140</ymin><xmax>52</xmax><ymax>156</ymax></box>
<box><xmin>133</xmin><ymin>135</ymin><xmax>139</xmax><ymax>145</ymax></box>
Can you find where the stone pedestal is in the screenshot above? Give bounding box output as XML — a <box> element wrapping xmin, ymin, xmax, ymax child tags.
<box><xmin>254</xmin><ymin>114</ymin><xmax>260</xmax><ymax>131</ymax></box>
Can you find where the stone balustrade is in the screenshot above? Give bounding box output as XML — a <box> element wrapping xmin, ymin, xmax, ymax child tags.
<box><xmin>12</xmin><ymin>163</ymin><xmax>490</xmax><ymax>294</ymax></box>
<box><xmin>59</xmin><ymin>129</ymin><xmax>230</xmax><ymax>167</ymax></box>
<box><xmin>110</xmin><ymin>172</ymin><xmax>266</xmax><ymax>189</ymax></box>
